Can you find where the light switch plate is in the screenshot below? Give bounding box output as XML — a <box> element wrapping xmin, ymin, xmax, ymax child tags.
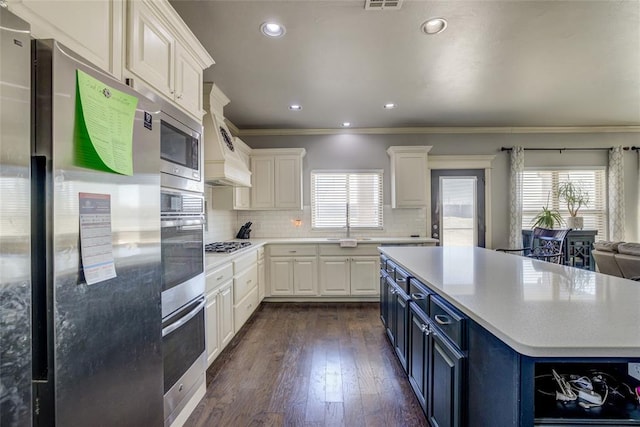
<box><xmin>629</xmin><ymin>362</ymin><xmax>640</xmax><ymax>381</ymax></box>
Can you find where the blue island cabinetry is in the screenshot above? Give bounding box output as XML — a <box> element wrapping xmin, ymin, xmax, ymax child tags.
<box><xmin>380</xmin><ymin>247</ymin><xmax>640</xmax><ymax>426</ymax></box>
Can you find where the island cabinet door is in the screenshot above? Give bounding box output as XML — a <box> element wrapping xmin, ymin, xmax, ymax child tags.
<box><xmin>384</xmin><ymin>276</ymin><xmax>397</xmax><ymax>344</ymax></box>
<box><xmin>408</xmin><ymin>303</ymin><xmax>430</xmax><ymax>413</ymax></box>
<box><xmin>394</xmin><ymin>288</ymin><xmax>410</xmax><ymax>372</ymax></box>
<box><xmin>428</xmin><ymin>332</ymin><xmax>464</xmax><ymax>427</ymax></box>
<box><xmin>379</xmin><ymin>273</ymin><xmax>388</xmax><ymax>327</ymax></box>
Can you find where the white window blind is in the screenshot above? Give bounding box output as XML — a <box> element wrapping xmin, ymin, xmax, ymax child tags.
<box><xmin>311</xmin><ymin>171</ymin><xmax>383</xmax><ymax>229</ymax></box>
<box><xmin>522</xmin><ymin>169</ymin><xmax>607</xmax><ymax>239</ymax></box>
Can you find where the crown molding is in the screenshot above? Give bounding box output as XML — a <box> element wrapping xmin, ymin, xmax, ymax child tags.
<box><xmin>237</xmin><ymin>125</ymin><xmax>640</xmax><ymax>137</ymax></box>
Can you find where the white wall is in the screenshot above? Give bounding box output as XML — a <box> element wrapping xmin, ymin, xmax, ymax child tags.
<box><xmin>241</xmin><ymin>132</ymin><xmax>639</xmax><ymax>248</ymax></box>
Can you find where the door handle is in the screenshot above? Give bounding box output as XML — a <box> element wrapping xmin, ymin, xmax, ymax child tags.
<box><xmin>162</xmin><ymin>297</ymin><xmax>205</xmax><ymax>337</ymax></box>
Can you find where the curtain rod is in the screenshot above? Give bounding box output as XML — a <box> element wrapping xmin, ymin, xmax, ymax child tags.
<box><xmin>500</xmin><ymin>146</ymin><xmax>632</xmax><ymax>152</ymax></box>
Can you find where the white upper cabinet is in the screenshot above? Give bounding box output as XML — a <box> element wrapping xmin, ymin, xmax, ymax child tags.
<box><xmin>174</xmin><ymin>42</ymin><xmax>203</xmax><ymax>115</ymax></box>
<box><xmin>7</xmin><ymin>0</ymin><xmax>214</xmax><ymax>123</ymax></box>
<box><xmin>250</xmin><ymin>156</ymin><xmax>275</xmax><ymax>209</ymax></box>
<box><xmin>387</xmin><ymin>146</ymin><xmax>433</xmax><ymax>208</ymax></box>
<box><xmin>128</xmin><ymin>0</ymin><xmax>174</xmax><ymax>97</ymax></box>
<box><xmin>6</xmin><ymin>0</ymin><xmax>124</xmax><ymax>79</ymax></box>
<box><xmin>250</xmin><ymin>149</ymin><xmax>306</xmax><ymax>210</ymax></box>
<box><xmin>126</xmin><ymin>0</ymin><xmax>212</xmax><ymax>120</ymax></box>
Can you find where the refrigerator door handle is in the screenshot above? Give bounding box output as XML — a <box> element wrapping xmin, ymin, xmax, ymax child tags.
<box><xmin>162</xmin><ymin>297</ymin><xmax>205</xmax><ymax>337</ymax></box>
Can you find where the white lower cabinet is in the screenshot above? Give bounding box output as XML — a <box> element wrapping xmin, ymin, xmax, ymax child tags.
<box><xmin>205</xmin><ymin>263</ymin><xmax>234</xmax><ymax>367</ymax></box>
<box><xmin>257</xmin><ymin>248</ymin><xmax>265</xmax><ymax>301</ymax></box>
<box><xmin>318</xmin><ymin>257</ymin><xmax>350</xmax><ymax>295</ymax></box>
<box><xmin>232</xmin><ymin>251</ymin><xmax>259</xmax><ymax>332</ymax></box>
<box><xmin>349</xmin><ymin>256</ymin><xmax>380</xmax><ymax>295</ymax></box>
<box><xmin>319</xmin><ymin>256</ymin><xmax>380</xmax><ymax>296</ymax></box>
<box><xmin>268</xmin><ymin>245</ymin><xmax>318</xmax><ymax>296</ymax></box>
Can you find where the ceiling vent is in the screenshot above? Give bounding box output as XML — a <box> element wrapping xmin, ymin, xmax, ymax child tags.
<box><xmin>365</xmin><ymin>0</ymin><xmax>403</xmax><ymax>10</ymax></box>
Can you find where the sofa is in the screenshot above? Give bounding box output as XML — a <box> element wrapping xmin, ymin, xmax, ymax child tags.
<box><xmin>592</xmin><ymin>241</ymin><xmax>640</xmax><ymax>280</ymax></box>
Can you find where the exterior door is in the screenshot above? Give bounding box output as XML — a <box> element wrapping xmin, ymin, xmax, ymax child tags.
<box><xmin>431</xmin><ymin>169</ymin><xmax>485</xmax><ymax>247</ymax></box>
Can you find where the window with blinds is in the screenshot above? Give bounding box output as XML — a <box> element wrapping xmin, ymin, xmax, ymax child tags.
<box><xmin>522</xmin><ymin>169</ymin><xmax>607</xmax><ymax>239</ymax></box>
<box><xmin>311</xmin><ymin>171</ymin><xmax>383</xmax><ymax>229</ymax></box>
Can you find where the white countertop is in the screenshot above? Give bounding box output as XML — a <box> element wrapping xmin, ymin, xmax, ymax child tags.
<box><xmin>380</xmin><ymin>246</ymin><xmax>640</xmax><ymax>358</ymax></box>
<box><xmin>205</xmin><ymin>237</ymin><xmax>436</xmax><ymax>272</ymax></box>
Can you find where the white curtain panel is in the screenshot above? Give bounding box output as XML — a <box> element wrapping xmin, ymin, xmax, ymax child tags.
<box><xmin>509</xmin><ymin>146</ymin><xmax>524</xmax><ymax>248</ymax></box>
<box><xmin>608</xmin><ymin>146</ymin><xmax>625</xmax><ymax>241</ymax></box>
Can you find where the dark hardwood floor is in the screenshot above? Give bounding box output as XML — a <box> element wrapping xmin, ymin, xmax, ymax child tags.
<box><xmin>186</xmin><ymin>302</ymin><xmax>427</xmax><ymax>427</ymax></box>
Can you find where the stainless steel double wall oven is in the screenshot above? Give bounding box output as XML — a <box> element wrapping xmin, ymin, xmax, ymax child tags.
<box><xmin>157</xmin><ymin>99</ymin><xmax>206</xmax><ymax>426</ymax></box>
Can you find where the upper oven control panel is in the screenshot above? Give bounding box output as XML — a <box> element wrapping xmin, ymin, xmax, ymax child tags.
<box><xmin>161</xmin><ymin>190</ymin><xmax>204</xmax><ymax>216</ymax></box>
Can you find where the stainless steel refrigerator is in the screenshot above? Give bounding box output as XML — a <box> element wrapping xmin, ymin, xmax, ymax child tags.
<box><xmin>1</xmin><ymin>8</ymin><xmax>164</xmax><ymax>426</ymax></box>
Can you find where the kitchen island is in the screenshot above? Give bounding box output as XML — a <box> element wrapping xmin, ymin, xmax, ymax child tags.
<box><xmin>379</xmin><ymin>246</ymin><xmax>640</xmax><ymax>426</ymax></box>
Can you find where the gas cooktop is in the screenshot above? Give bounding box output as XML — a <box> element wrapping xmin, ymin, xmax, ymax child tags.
<box><xmin>205</xmin><ymin>241</ymin><xmax>252</xmax><ymax>253</ymax></box>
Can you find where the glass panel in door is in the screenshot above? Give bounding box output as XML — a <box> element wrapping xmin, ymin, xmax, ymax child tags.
<box><xmin>431</xmin><ymin>169</ymin><xmax>485</xmax><ymax>247</ymax></box>
<box><xmin>441</xmin><ymin>177</ymin><xmax>476</xmax><ymax>246</ymax></box>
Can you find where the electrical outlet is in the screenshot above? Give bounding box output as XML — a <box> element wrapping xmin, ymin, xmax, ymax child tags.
<box><xmin>629</xmin><ymin>363</ymin><xmax>640</xmax><ymax>381</ymax></box>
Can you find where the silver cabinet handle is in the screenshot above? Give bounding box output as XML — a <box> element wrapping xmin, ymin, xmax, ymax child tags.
<box><xmin>411</xmin><ymin>293</ymin><xmax>425</xmax><ymax>300</ymax></box>
<box><xmin>419</xmin><ymin>324</ymin><xmax>430</xmax><ymax>335</ymax></box>
<box><xmin>289</xmin><ymin>250</ymin><xmax>297</xmax><ymax>253</ymax></box>
<box><xmin>247</xmin><ymin>279</ymin><xmax>252</xmax><ymax>284</ymax></box>
<box><xmin>396</xmin><ymin>277</ymin><xmax>406</xmax><ymax>283</ymax></box>
<box><xmin>216</xmin><ymin>275</ymin><xmax>224</xmax><ymax>280</ymax></box>
<box><xmin>389</xmin><ymin>288</ymin><xmax>396</xmax><ymax>295</ymax></box>
<box><xmin>435</xmin><ymin>315</ymin><xmax>452</xmax><ymax>325</ymax></box>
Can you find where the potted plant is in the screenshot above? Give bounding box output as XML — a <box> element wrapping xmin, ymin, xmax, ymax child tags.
<box><xmin>531</xmin><ymin>192</ymin><xmax>564</xmax><ymax>229</ymax></box>
<box><xmin>556</xmin><ymin>181</ymin><xmax>590</xmax><ymax>229</ymax></box>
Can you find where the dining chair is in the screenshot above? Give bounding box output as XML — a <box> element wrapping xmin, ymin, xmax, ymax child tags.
<box><xmin>497</xmin><ymin>227</ymin><xmax>571</xmax><ymax>264</ymax></box>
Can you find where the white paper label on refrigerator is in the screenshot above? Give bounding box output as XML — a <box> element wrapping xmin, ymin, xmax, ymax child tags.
<box><xmin>79</xmin><ymin>192</ymin><xmax>116</xmax><ymax>285</ymax></box>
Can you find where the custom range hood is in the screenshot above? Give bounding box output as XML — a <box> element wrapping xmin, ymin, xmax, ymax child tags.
<box><xmin>203</xmin><ymin>83</ymin><xmax>251</xmax><ymax>187</ymax></box>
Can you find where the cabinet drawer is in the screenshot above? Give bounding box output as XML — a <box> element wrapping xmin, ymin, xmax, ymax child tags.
<box><xmin>206</xmin><ymin>263</ymin><xmax>233</xmax><ymax>293</ymax></box>
<box><xmin>234</xmin><ymin>264</ymin><xmax>258</xmax><ymax>304</ymax></box>
<box><xmin>384</xmin><ymin>258</ymin><xmax>397</xmax><ymax>277</ymax></box>
<box><xmin>234</xmin><ymin>287</ymin><xmax>259</xmax><ymax>332</ymax></box>
<box><xmin>318</xmin><ymin>244</ymin><xmax>378</xmax><ymax>256</ymax></box>
<box><xmin>234</xmin><ymin>250</ymin><xmax>257</xmax><ymax>273</ymax></box>
<box><xmin>395</xmin><ymin>266</ymin><xmax>411</xmax><ymax>293</ymax></box>
<box><xmin>429</xmin><ymin>295</ymin><xmax>466</xmax><ymax>350</ymax></box>
<box><xmin>269</xmin><ymin>244</ymin><xmax>317</xmax><ymax>257</ymax></box>
<box><xmin>409</xmin><ymin>278</ymin><xmax>431</xmax><ymax>315</ymax></box>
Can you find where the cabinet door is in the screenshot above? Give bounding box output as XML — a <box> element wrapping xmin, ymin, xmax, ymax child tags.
<box><xmin>174</xmin><ymin>42</ymin><xmax>203</xmax><ymax>118</ymax></box>
<box><xmin>293</xmin><ymin>257</ymin><xmax>318</xmax><ymax>296</ymax></box>
<box><xmin>258</xmin><ymin>259</ymin><xmax>265</xmax><ymax>301</ymax></box>
<box><xmin>235</xmin><ymin>187</ymin><xmax>251</xmax><ymax>210</ymax></box>
<box><xmin>251</xmin><ymin>156</ymin><xmax>275</xmax><ymax>208</ymax></box>
<box><xmin>319</xmin><ymin>257</ymin><xmax>350</xmax><ymax>295</ymax></box>
<box><xmin>380</xmin><ymin>274</ymin><xmax>388</xmax><ymax>326</ymax></box>
<box><xmin>350</xmin><ymin>256</ymin><xmax>380</xmax><ymax>296</ymax></box>
<box><xmin>385</xmin><ymin>277</ymin><xmax>396</xmax><ymax>343</ymax></box>
<box><xmin>408</xmin><ymin>306</ymin><xmax>430</xmax><ymax>413</ymax></box>
<box><xmin>392</xmin><ymin>151</ymin><xmax>428</xmax><ymax>208</ymax></box>
<box><xmin>274</xmin><ymin>155</ymin><xmax>301</xmax><ymax>209</ymax></box>
<box><xmin>394</xmin><ymin>290</ymin><xmax>409</xmax><ymax>372</ymax></box>
<box><xmin>205</xmin><ymin>291</ymin><xmax>220</xmax><ymax>367</ymax></box>
<box><xmin>7</xmin><ymin>0</ymin><xmax>123</xmax><ymax>79</ymax></box>
<box><xmin>428</xmin><ymin>332</ymin><xmax>464</xmax><ymax>427</ymax></box>
<box><xmin>127</xmin><ymin>0</ymin><xmax>174</xmax><ymax>98</ymax></box>
<box><xmin>269</xmin><ymin>257</ymin><xmax>294</xmax><ymax>295</ymax></box>
<box><xmin>219</xmin><ymin>283</ymin><xmax>234</xmax><ymax>349</ymax></box>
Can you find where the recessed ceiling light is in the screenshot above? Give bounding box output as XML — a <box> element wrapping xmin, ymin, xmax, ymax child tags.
<box><xmin>260</xmin><ymin>22</ymin><xmax>286</xmax><ymax>37</ymax></box>
<box><xmin>421</xmin><ymin>18</ymin><xmax>447</xmax><ymax>35</ymax></box>
<box><xmin>289</xmin><ymin>104</ymin><xmax>302</xmax><ymax>110</ymax></box>
<box><xmin>341</xmin><ymin>122</ymin><xmax>351</xmax><ymax>127</ymax></box>
<box><xmin>384</xmin><ymin>103</ymin><xmax>397</xmax><ymax>109</ymax></box>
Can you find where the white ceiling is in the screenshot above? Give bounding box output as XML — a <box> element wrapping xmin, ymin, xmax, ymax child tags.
<box><xmin>170</xmin><ymin>0</ymin><xmax>640</xmax><ymax>130</ymax></box>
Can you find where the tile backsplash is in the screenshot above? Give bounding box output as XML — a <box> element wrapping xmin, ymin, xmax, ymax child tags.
<box><xmin>205</xmin><ymin>187</ymin><xmax>427</xmax><ymax>241</ymax></box>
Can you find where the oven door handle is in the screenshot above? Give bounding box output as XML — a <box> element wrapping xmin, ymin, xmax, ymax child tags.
<box><xmin>162</xmin><ymin>297</ymin><xmax>205</xmax><ymax>337</ymax></box>
<box><xmin>161</xmin><ymin>217</ymin><xmax>205</xmax><ymax>228</ymax></box>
